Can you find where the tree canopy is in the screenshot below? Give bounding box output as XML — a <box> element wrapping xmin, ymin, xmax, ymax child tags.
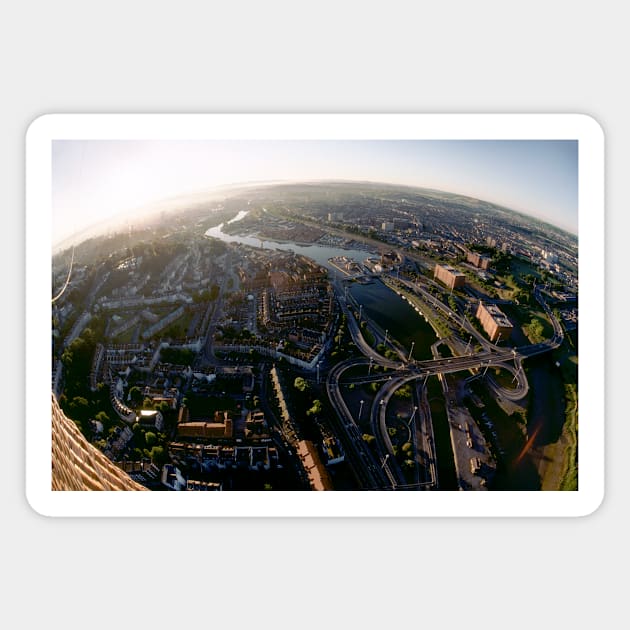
<box><xmin>307</xmin><ymin>399</ymin><xmax>323</xmax><ymax>416</ymax></box>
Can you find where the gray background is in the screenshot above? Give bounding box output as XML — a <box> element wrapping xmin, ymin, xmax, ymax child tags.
<box><xmin>5</xmin><ymin>1</ymin><xmax>625</xmax><ymax>627</ymax></box>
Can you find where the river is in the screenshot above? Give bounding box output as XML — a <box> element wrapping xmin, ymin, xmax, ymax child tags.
<box><xmin>348</xmin><ymin>279</ymin><xmax>437</xmax><ymax>360</ymax></box>
<box><xmin>205</xmin><ymin>210</ymin><xmax>374</xmax><ymax>269</ymax></box>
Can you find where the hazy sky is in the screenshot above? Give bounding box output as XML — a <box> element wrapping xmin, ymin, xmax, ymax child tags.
<box><xmin>52</xmin><ymin>139</ymin><xmax>578</xmax><ymax>244</ymax></box>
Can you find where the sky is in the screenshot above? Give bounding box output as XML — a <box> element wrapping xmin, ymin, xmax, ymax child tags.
<box><xmin>52</xmin><ymin>139</ymin><xmax>578</xmax><ymax>245</ymax></box>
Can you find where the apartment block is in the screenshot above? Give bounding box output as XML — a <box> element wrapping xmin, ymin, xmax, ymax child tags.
<box><xmin>433</xmin><ymin>263</ymin><xmax>466</xmax><ymax>290</ymax></box>
<box><xmin>466</xmin><ymin>251</ymin><xmax>490</xmax><ymax>270</ymax></box>
<box><xmin>475</xmin><ymin>301</ymin><xmax>513</xmax><ymax>342</ymax></box>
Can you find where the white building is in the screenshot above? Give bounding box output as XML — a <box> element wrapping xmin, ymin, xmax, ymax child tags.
<box><xmin>137</xmin><ymin>409</ymin><xmax>164</xmax><ymax>432</ymax></box>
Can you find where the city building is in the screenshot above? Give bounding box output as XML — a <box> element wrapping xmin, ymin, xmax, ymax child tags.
<box><xmin>466</xmin><ymin>251</ymin><xmax>491</xmax><ymax>270</ymax></box>
<box><xmin>136</xmin><ymin>409</ymin><xmax>164</xmax><ymax>432</ymax></box>
<box><xmin>245</xmin><ymin>410</ymin><xmax>269</xmax><ymax>439</ymax></box>
<box><xmin>433</xmin><ymin>263</ymin><xmax>466</xmax><ymax>290</ymax></box>
<box><xmin>475</xmin><ymin>301</ymin><xmax>513</xmax><ymax>342</ymax></box>
<box><xmin>364</xmin><ymin>257</ymin><xmax>383</xmax><ymax>273</ymax></box>
<box><xmin>321</xmin><ymin>435</ymin><xmax>345</xmax><ymax>466</ymax></box>
<box><xmin>380</xmin><ymin>251</ymin><xmax>401</xmax><ymax>268</ymax></box>
<box><xmin>177</xmin><ymin>408</ymin><xmax>234</xmax><ymax>439</ymax></box>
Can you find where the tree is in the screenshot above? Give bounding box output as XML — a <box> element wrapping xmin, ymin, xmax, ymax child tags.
<box><xmin>149</xmin><ymin>446</ymin><xmax>167</xmax><ymax>465</ymax></box>
<box><xmin>129</xmin><ymin>386</ymin><xmax>143</xmax><ymax>406</ymax></box>
<box><xmin>394</xmin><ymin>384</ymin><xmax>412</xmax><ymax>399</ymax></box>
<box><xmin>294</xmin><ymin>377</ymin><xmax>309</xmax><ymax>393</ymax></box>
<box><xmin>307</xmin><ymin>399</ymin><xmax>323</xmax><ymax>417</ymax></box>
<box><xmin>145</xmin><ymin>431</ymin><xmax>157</xmax><ymax>447</ymax></box>
<box><xmin>156</xmin><ymin>401</ymin><xmax>171</xmax><ymax>415</ymax></box>
<box><xmin>526</xmin><ymin>317</ymin><xmax>545</xmax><ymax>343</ymax></box>
<box><xmin>161</xmin><ymin>347</ymin><xmax>194</xmax><ymax>366</ymax></box>
<box><xmin>512</xmin><ymin>288</ymin><xmax>526</xmax><ymax>305</ymax></box>
<box><xmin>67</xmin><ymin>396</ymin><xmax>90</xmax><ymax>430</ymax></box>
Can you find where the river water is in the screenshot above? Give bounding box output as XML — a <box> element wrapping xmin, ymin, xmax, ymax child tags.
<box><xmin>348</xmin><ymin>279</ymin><xmax>436</xmax><ymax>360</ymax></box>
<box><xmin>205</xmin><ymin>210</ymin><xmax>374</xmax><ymax>269</ymax></box>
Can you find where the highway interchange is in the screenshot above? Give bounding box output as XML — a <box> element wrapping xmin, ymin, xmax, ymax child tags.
<box><xmin>325</xmin><ymin>271</ymin><xmax>564</xmax><ymax>490</ymax></box>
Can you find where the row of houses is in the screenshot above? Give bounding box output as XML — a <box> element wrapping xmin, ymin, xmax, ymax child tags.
<box><xmin>168</xmin><ymin>442</ymin><xmax>278</xmax><ymax>472</ymax></box>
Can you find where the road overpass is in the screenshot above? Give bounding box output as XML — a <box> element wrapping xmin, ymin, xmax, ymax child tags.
<box><xmin>325</xmin><ymin>276</ymin><xmax>564</xmax><ymax>489</ymax></box>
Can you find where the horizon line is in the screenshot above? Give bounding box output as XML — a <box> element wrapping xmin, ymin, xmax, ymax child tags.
<box><xmin>53</xmin><ymin>177</ymin><xmax>577</xmax><ymax>250</ymax></box>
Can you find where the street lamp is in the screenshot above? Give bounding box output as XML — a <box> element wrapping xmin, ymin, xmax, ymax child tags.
<box><xmin>368</xmin><ymin>356</ymin><xmax>373</xmax><ymax>375</ymax></box>
<box><xmin>465</xmin><ymin>335</ymin><xmax>472</xmax><ymax>354</ymax></box>
<box><xmin>358</xmin><ymin>399</ymin><xmax>364</xmax><ymax>421</ymax></box>
<box><xmin>359</xmin><ymin>304</ymin><xmax>363</xmax><ymax>322</ymax></box>
<box><xmin>381</xmin><ymin>453</ymin><xmax>390</xmax><ymax>469</ymax></box>
<box><xmin>384</xmin><ymin>329</ymin><xmax>388</xmax><ymax>345</ymax></box>
<box><xmin>317</xmin><ymin>361</ymin><xmax>321</xmax><ymax>384</ymax></box>
<box><xmin>408</xmin><ymin>341</ymin><xmax>415</xmax><ymax>361</ymax></box>
<box><xmin>409</xmin><ymin>405</ymin><xmax>418</xmax><ymax>427</ymax></box>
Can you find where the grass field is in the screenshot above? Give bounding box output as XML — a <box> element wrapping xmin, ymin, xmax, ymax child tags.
<box><xmin>558</xmin><ymin>384</ymin><xmax>578</xmax><ymax>490</ymax></box>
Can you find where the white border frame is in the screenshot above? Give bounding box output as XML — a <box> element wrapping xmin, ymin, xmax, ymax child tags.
<box><xmin>26</xmin><ymin>114</ymin><xmax>604</xmax><ymax>517</ymax></box>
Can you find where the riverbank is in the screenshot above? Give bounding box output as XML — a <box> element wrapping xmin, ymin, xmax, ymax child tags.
<box><xmin>533</xmin><ymin>383</ymin><xmax>578</xmax><ymax>490</ymax></box>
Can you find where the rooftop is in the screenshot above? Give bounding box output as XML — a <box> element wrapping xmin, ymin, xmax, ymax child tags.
<box><xmin>436</xmin><ymin>263</ymin><xmax>466</xmax><ymax>277</ymax></box>
<box><xmin>482</xmin><ymin>303</ymin><xmax>513</xmax><ymax>328</ymax></box>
